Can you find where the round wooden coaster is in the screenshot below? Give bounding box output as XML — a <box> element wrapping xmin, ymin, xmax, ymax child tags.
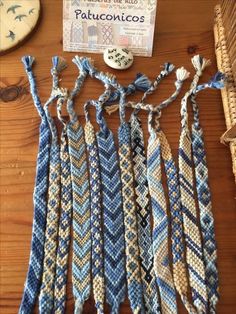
<box><xmin>0</xmin><ymin>0</ymin><xmax>40</xmax><ymax>54</ymax></box>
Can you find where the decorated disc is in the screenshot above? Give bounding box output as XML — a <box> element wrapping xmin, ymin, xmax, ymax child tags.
<box><xmin>0</xmin><ymin>0</ymin><xmax>40</xmax><ymax>54</ymax></box>
<box><xmin>103</xmin><ymin>47</ymin><xmax>134</xmax><ymax>70</ymax></box>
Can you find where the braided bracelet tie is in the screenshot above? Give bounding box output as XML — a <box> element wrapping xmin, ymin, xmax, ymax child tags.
<box><xmin>140</xmin><ymin>62</ymin><xmax>175</xmax><ymax>103</ymax></box>
<box><xmin>39</xmin><ymin>56</ymin><xmax>67</xmax><ymax>313</ymax></box>
<box><xmin>19</xmin><ymin>56</ymin><xmax>51</xmax><ymax>314</ymax></box>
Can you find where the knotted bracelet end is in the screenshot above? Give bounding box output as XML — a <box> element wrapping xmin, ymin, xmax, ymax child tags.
<box><xmin>22</xmin><ymin>55</ymin><xmax>35</xmax><ymax>72</ymax></box>
<box><xmin>191</xmin><ymin>55</ymin><xmax>211</xmax><ymax>75</ymax></box>
<box><xmin>52</xmin><ymin>56</ymin><xmax>67</xmax><ymax>73</ymax></box>
<box><xmin>163</xmin><ymin>62</ymin><xmax>175</xmax><ymax>74</ymax></box>
<box><xmin>176</xmin><ymin>67</ymin><xmax>191</xmax><ymax>81</ymax></box>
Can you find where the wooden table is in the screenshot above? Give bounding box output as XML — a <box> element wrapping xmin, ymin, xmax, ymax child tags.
<box><xmin>0</xmin><ymin>1</ymin><xmax>235</xmax><ymax>313</ymax></box>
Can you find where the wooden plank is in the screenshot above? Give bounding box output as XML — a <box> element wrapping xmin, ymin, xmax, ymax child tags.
<box><xmin>0</xmin><ymin>0</ymin><xmax>235</xmax><ymax>313</ymax></box>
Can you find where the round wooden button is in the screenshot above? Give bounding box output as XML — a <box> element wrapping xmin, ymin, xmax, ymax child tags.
<box><xmin>103</xmin><ymin>47</ymin><xmax>134</xmax><ymax>70</ymax></box>
<box><xmin>0</xmin><ymin>0</ymin><xmax>40</xmax><ymax>55</ymax></box>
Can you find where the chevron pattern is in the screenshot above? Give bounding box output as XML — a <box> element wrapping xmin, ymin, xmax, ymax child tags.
<box><xmin>39</xmin><ymin>101</ymin><xmax>61</xmax><ymax>313</ymax></box>
<box><xmin>159</xmin><ymin>129</ymin><xmax>196</xmax><ymax>314</ymax></box>
<box><xmin>54</xmin><ymin>127</ymin><xmax>72</xmax><ymax>314</ymax></box>
<box><xmin>118</xmin><ymin>122</ymin><xmax>144</xmax><ymax>314</ymax></box>
<box><xmin>67</xmin><ymin>119</ymin><xmax>91</xmax><ymax>312</ymax></box>
<box><xmin>19</xmin><ymin>57</ymin><xmax>51</xmax><ymax>314</ymax></box>
<box><xmin>97</xmin><ymin>126</ymin><xmax>126</xmax><ymax>314</ymax></box>
<box><xmin>130</xmin><ymin>114</ymin><xmax>161</xmax><ymax>314</ymax></box>
<box><xmin>84</xmin><ymin>121</ymin><xmax>104</xmax><ymax>314</ymax></box>
<box><xmin>179</xmin><ymin>130</ymin><xmax>208</xmax><ymax>313</ymax></box>
<box><xmin>147</xmin><ymin>127</ymin><xmax>177</xmax><ymax>314</ymax></box>
<box><xmin>191</xmin><ymin>95</ymin><xmax>219</xmax><ymax>313</ymax></box>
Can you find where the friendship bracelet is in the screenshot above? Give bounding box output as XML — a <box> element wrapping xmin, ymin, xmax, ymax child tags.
<box><xmin>190</xmin><ymin>72</ymin><xmax>224</xmax><ymax>313</ymax></box>
<box><xmin>145</xmin><ymin>67</ymin><xmax>190</xmax><ymax>314</ymax></box>
<box><xmin>82</xmin><ymin>60</ymin><xmax>127</xmax><ymax>314</ymax></box>
<box><xmin>84</xmin><ymin>102</ymin><xmax>105</xmax><ymax>314</ymax></box>
<box><xmin>19</xmin><ymin>56</ymin><xmax>52</xmax><ymax>314</ymax></box>
<box><xmin>39</xmin><ymin>56</ymin><xmax>67</xmax><ymax>313</ymax></box>
<box><xmin>128</xmin><ymin>63</ymin><xmax>175</xmax><ymax>314</ymax></box>
<box><xmin>118</xmin><ymin>87</ymin><xmax>144</xmax><ymax>314</ymax></box>
<box><xmin>18</xmin><ymin>54</ymin><xmax>224</xmax><ymax>314</ymax></box>
<box><xmin>67</xmin><ymin>56</ymin><xmax>91</xmax><ymax>314</ymax></box>
<box><xmin>84</xmin><ymin>79</ymin><xmax>113</xmax><ymax>314</ymax></box>
<box><xmin>178</xmin><ymin>55</ymin><xmax>211</xmax><ymax>313</ymax></box>
<box><xmin>146</xmin><ymin>66</ymin><xmax>198</xmax><ymax>314</ymax></box>
<box><xmin>53</xmin><ymin>80</ymin><xmax>71</xmax><ymax>314</ymax></box>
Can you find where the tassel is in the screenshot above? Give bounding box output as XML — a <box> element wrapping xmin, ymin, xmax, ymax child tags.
<box><xmin>191</xmin><ymin>55</ymin><xmax>211</xmax><ymax>75</ymax></box>
<box><xmin>52</xmin><ymin>56</ymin><xmax>67</xmax><ymax>73</ymax></box>
<box><xmin>21</xmin><ymin>55</ymin><xmax>35</xmax><ymax>72</ymax></box>
<box><xmin>132</xmin><ymin>72</ymin><xmax>152</xmax><ymax>91</ymax></box>
<box><xmin>74</xmin><ymin>56</ymin><xmax>96</xmax><ymax>76</ymax></box>
<box><xmin>72</xmin><ymin>55</ymin><xmax>87</xmax><ymax>72</ymax></box>
<box><xmin>162</xmin><ymin>62</ymin><xmax>175</xmax><ymax>75</ymax></box>
<box><xmin>176</xmin><ymin>67</ymin><xmax>190</xmax><ymax>81</ymax></box>
<box><xmin>209</xmin><ymin>71</ymin><xmax>225</xmax><ymax>89</ymax></box>
<box><xmin>106</xmin><ymin>73</ymin><xmax>151</xmax><ymax>104</ymax></box>
<box><xmin>195</xmin><ymin>71</ymin><xmax>225</xmax><ymax>93</ymax></box>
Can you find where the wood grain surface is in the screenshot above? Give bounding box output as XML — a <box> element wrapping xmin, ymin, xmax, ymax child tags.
<box><xmin>0</xmin><ymin>1</ymin><xmax>235</xmax><ymax>313</ymax></box>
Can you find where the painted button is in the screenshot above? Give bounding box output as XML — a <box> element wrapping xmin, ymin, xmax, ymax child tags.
<box><xmin>103</xmin><ymin>47</ymin><xmax>134</xmax><ymax>70</ymax></box>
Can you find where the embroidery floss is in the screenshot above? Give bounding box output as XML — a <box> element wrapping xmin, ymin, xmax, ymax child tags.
<box><xmin>19</xmin><ymin>56</ymin><xmax>51</xmax><ymax>314</ymax></box>
<box><xmin>39</xmin><ymin>56</ymin><xmax>67</xmax><ymax>314</ymax></box>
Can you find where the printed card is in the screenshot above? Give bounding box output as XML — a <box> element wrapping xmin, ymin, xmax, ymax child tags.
<box><xmin>63</xmin><ymin>0</ymin><xmax>157</xmax><ymax>57</ymax></box>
